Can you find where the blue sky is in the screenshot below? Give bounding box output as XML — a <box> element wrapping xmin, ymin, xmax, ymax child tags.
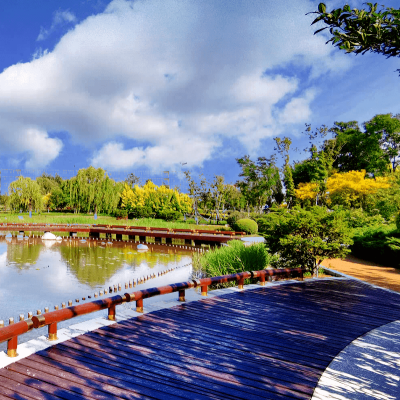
<box><xmin>0</xmin><ymin>0</ymin><xmax>399</xmax><ymax>189</ymax></box>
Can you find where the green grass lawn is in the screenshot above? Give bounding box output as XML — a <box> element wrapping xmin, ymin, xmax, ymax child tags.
<box><xmin>0</xmin><ymin>211</ymin><xmax>231</xmax><ymax>230</ymax></box>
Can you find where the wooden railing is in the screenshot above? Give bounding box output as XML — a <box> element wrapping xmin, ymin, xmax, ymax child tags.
<box><xmin>0</xmin><ymin>222</ymin><xmax>246</xmax><ymax>237</ymax></box>
<box><xmin>0</xmin><ymin>267</ymin><xmax>304</xmax><ymax>357</ymax></box>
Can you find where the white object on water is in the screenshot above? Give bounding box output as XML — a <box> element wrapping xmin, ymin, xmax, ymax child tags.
<box><xmin>137</xmin><ymin>244</ymin><xmax>149</xmax><ymax>251</ymax></box>
<box><xmin>42</xmin><ymin>232</ymin><xmax>57</xmax><ymax>240</ymax></box>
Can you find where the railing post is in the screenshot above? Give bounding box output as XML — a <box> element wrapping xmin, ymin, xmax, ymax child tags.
<box><xmin>260</xmin><ymin>271</ymin><xmax>266</xmax><ymax>286</ymax></box>
<box><xmin>136</xmin><ymin>298</ymin><xmax>144</xmax><ymax>313</ymax></box>
<box><xmin>108</xmin><ymin>304</ymin><xmax>116</xmax><ymax>320</ymax></box>
<box><xmin>48</xmin><ymin>322</ymin><xmax>58</xmax><ymax>341</ymax></box>
<box><xmin>201</xmin><ymin>284</ymin><xmax>208</xmax><ymax>296</ymax></box>
<box><xmin>7</xmin><ymin>318</ymin><xmax>17</xmax><ymax>358</ymax></box>
<box><xmin>238</xmin><ymin>277</ymin><xmax>244</xmax><ymax>290</ymax></box>
<box><xmin>179</xmin><ymin>289</ymin><xmax>185</xmax><ymax>302</ymax></box>
<box><xmin>301</xmin><ymin>268</ymin><xmax>304</xmax><ymax>281</ymax></box>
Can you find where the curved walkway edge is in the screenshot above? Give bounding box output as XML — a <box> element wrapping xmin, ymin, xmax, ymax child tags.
<box><xmin>312</xmin><ymin>320</ymin><xmax>400</xmax><ymax>400</ymax></box>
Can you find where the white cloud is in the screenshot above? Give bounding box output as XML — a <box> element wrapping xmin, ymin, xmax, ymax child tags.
<box><xmin>92</xmin><ymin>137</ymin><xmax>218</xmax><ymax>171</ymax></box>
<box><xmin>279</xmin><ymin>89</ymin><xmax>317</xmax><ymax>125</ymax></box>
<box><xmin>23</xmin><ymin>129</ymin><xmax>63</xmax><ymax>169</ymax></box>
<box><xmin>37</xmin><ymin>10</ymin><xmax>77</xmax><ymax>41</ymax></box>
<box><xmin>0</xmin><ymin>0</ymin><xmax>353</xmax><ymax>170</ymax></box>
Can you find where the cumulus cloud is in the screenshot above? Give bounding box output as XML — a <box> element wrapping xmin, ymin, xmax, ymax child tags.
<box><xmin>37</xmin><ymin>10</ymin><xmax>77</xmax><ymax>41</ymax></box>
<box><xmin>92</xmin><ymin>137</ymin><xmax>218</xmax><ymax>171</ymax></box>
<box><xmin>0</xmin><ymin>0</ymin><xmax>353</xmax><ymax>170</ymax></box>
<box><xmin>279</xmin><ymin>89</ymin><xmax>317</xmax><ymax>125</ymax></box>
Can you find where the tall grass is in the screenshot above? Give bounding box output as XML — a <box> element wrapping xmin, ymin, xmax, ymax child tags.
<box><xmin>193</xmin><ymin>240</ymin><xmax>273</xmax><ymax>287</ymax></box>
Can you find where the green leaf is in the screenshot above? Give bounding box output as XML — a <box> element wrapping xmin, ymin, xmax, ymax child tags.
<box><xmin>314</xmin><ymin>27</ymin><xmax>328</xmax><ymax>35</ymax></box>
<box><xmin>311</xmin><ymin>15</ymin><xmax>326</xmax><ymax>25</ymax></box>
<box><xmin>318</xmin><ymin>3</ymin><xmax>326</xmax><ymax>14</ymax></box>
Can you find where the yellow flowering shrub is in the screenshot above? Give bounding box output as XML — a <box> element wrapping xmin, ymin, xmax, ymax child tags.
<box><xmin>121</xmin><ymin>181</ymin><xmax>192</xmax><ymax>218</ymax></box>
<box><xmin>295</xmin><ymin>182</ymin><xmax>320</xmax><ymax>201</ymax></box>
<box><xmin>326</xmin><ymin>170</ymin><xmax>390</xmax><ymax>208</ymax></box>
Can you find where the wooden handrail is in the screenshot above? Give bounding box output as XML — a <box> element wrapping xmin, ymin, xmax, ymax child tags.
<box><xmin>0</xmin><ymin>267</ymin><xmax>304</xmax><ymax>357</ymax></box>
<box><xmin>0</xmin><ymin>222</ymin><xmax>245</xmax><ymax>236</ymax></box>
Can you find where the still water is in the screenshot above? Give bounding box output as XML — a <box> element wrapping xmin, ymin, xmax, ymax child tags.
<box><xmin>0</xmin><ymin>233</ymin><xmax>193</xmax><ymax>347</ymax></box>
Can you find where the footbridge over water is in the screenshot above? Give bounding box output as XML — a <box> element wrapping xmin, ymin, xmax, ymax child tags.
<box><xmin>0</xmin><ymin>223</ymin><xmax>245</xmax><ymax>246</ymax></box>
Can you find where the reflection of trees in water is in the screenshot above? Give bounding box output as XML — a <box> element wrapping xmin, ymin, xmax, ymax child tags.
<box><xmin>0</xmin><ymin>235</ymin><xmax>190</xmax><ymax>286</ymax></box>
<box><xmin>59</xmin><ymin>242</ymin><xmax>127</xmax><ymax>287</ymax></box>
<box><xmin>3</xmin><ymin>239</ymin><xmax>42</xmax><ymax>269</ymax></box>
<box><xmin>60</xmin><ymin>243</ymin><xmax>187</xmax><ymax>287</ymax></box>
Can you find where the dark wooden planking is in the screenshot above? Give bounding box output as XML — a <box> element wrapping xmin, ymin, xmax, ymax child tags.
<box><xmin>2</xmin><ymin>279</ymin><xmax>400</xmax><ymax>399</ymax></box>
<box><xmin>46</xmin><ymin>342</ymin><xmax>316</xmax><ymax>396</ymax></box>
<box><xmin>58</xmin><ymin>335</ymin><xmax>311</xmax><ymax>399</ymax></box>
<box><xmin>24</xmin><ymin>351</ymin><xmax>304</xmax><ymax>400</ymax></box>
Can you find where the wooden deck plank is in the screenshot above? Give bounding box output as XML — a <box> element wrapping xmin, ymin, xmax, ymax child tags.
<box><xmin>31</xmin><ymin>351</ymin><xmax>302</xmax><ymax>400</ymax></box>
<box><xmin>57</xmin><ymin>334</ymin><xmax>321</xmax><ymax>387</ymax></box>
<box><xmin>2</xmin><ymin>278</ymin><xmax>400</xmax><ymax>399</ymax></box>
<box><xmin>56</xmin><ymin>335</ymin><xmax>304</xmax><ymax>400</ymax></box>
<box><xmin>46</xmin><ymin>342</ymin><xmax>316</xmax><ymax>396</ymax></box>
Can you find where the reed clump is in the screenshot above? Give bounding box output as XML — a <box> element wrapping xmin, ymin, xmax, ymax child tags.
<box><xmin>192</xmin><ymin>240</ymin><xmax>274</xmax><ymax>288</ymax></box>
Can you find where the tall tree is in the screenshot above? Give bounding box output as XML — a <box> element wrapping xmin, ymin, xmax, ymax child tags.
<box><xmin>209</xmin><ymin>175</ymin><xmax>228</xmax><ymax>224</ymax></box>
<box><xmin>309</xmin><ymin>3</ymin><xmax>400</xmax><ymax>74</ymax></box>
<box><xmin>365</xmin><ymin>113</ymin><xmax>400</xmax><ymax>171</ymax></box>
<box><xmin>125</xmin><ymin>173</ymin><xmax>141</xmax><ymax>187</ymax></box>
<box><xmin>236</xmin><ymin>156</ymin><xmax>281</xmax><ymax>213</ymax></box>
<box><xmin>8</xmin><ymin>176</ymin><xmax>42</xmax><ymax>213</ymax></box>
<box><xmin>183</xmin><ymin>171</ymin><xmax>207</xmax><ymax>223</ymax></box>
<box><xmin>223</xmin><ymin>184</ymin><xmax>246</xmax><ymax>211</ymax></box>
<box><xmin>328</xmin><ymin>120</ymin><xmax>387</xmax><ymax>175</ymax></box>
<box><xmin>36</xmin><ymin>173</ymin><xmax>62</xmax><ymax>195</ymax></box>
<box><xmin>274</xmin><ymin>136</ymin><xmax>296</xmax><ymax>208</ymax></box>
<box><xmin>68</xmin><ymin>167</ymin><xmax>121</xmax><ymax>214</ymax></box>
<box><xmin>292</xmin><ymin>124</ymin><xmax>334</xmax><ymax>205</ymax></box>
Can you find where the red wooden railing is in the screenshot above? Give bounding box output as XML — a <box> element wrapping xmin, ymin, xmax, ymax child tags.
<box><xmin>0</xmin><ymin>222</ymin><xmax>246</xmax><ymax>237</ymax></box>
<box><xmin>0</xmin><ymin>267</ymin><xmax>304</xmax><ymax>357</ymax></box>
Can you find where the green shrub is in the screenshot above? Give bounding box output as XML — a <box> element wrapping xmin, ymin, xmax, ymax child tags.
<box><xmin>256</xmin><ymin>206</ymin><xmax>352</xmax><ymax>275</ymax></box>
<box><xmin>233</xmin><ymin>218</ymin><xmax>258</xmax><ymax>234</ymax></box>
<box><xmin>157</xmin><ymin>210</ymin><xmax>182</xmax><ymax>221</ymax></box>
<box><xmin>396</xmin><ymin>212</ymin><xmax>400</xmax><ymax>231</ymax></box>
<box><xmin>113</xmin><ymin>209</ymin><xmax>128</xmax><ymax>218</ymax></box>
<box><xmin>226</xmin><ymin>211</ymin><xmax>250</xmax><ymax>227</ymax></box>
<box><xmin>351</xmin><ymin>225</ymin><xmax>400</xmax><ymax>267</ymax></box>
<box><xmin>332</xmin><ymin>207</ymin><xmax>386</xmax><ymax>229</ymax></box>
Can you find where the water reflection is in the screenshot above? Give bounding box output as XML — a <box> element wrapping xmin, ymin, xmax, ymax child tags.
<box><xmin>0</xmin><ymin>233</ymin><xmax>193</xmax><ymax>332</ymax></box>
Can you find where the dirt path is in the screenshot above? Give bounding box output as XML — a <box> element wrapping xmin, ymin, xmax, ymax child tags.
<box><xmin>323</xmin><ymin>255</ymin><xmax>400</xmax><ymax>293</ymax></box>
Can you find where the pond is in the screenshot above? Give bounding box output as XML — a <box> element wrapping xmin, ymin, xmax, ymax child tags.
<box><xmin>0</xmin><ymin>233</ymin><xmax>194</xmax><ymax>348</ymax></box>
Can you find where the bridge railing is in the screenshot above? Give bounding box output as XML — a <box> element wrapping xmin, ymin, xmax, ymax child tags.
<box><xmin>0</xmin><ymin>267</ymin><xmax>304</xmax><ymax>358</ymax></box>
<box><xmin>0</xmin><ymin>223</ymin><xmax>246</xmax><ymax>236</ymax></box>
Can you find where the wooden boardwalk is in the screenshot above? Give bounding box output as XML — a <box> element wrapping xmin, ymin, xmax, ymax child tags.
<box><xmin>1</xmin><ymin>278</ymin><xmax>400</xmax><ymax>399</ymax></box>
<box><xmin>0</xmin><ymin>223</ymin><xmax>243</xmax><ymax>244</ymax></box>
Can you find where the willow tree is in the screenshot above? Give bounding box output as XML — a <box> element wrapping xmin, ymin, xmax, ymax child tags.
<box><xmin>97</xmin><ymin>178</ymin><xmax>124</xmax><ymax>214</ymax></box>
<box><xmin>68</xmin><ymin>167</ymin><xmax>122</xmax><ymax>214</ymax></box>
<box><xmin>8</xmin><ymin>176</ymin><xmax>42</xmax><ymax>213</ymax></box>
